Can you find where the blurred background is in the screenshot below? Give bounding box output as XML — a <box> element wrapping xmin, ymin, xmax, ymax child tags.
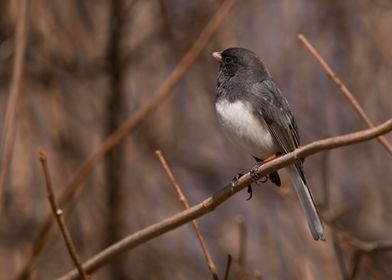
<box><xmin>0</xmin><ymin>0</ymin><xmax>391</xmax><ymax>279</ymax></box>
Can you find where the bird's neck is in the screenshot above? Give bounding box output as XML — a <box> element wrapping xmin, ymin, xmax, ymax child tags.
<box><xmin>216</xmin><ymin>69</ymin><xmax>270</xmax><ymax>102</ymax></box>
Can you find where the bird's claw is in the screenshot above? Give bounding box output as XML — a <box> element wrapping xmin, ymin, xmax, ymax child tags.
<box><xmin>250</xmin><ymin>166</ymin><xmax>260</xmax><ymax>180</ymax></box>
<box><xmin>246</xmin><ymin>185</ymin><xmax>253</xmax><ymax>200</ymax></box>
<box><xmin>232</xmin><ymin>173</ymin><xmax>244</xmax><ymax>187</ymax></box>
<box><xmin>232</xmin><ymin>173</ymin><xmax>254</xmax><ymax>200</ymax></box>
<box><xmin>260</xmin><ymin>176</ymin><xmax>268</xmax><ymax>183</ymax></box>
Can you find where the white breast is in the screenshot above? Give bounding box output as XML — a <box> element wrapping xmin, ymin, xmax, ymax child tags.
<box><xmin>215</xmin><ymin>99</ymin><xmax>279</xmax><ymax>160</ymax></box>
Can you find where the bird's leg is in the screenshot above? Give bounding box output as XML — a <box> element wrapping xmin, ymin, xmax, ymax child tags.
<box><xmin>251</xmin><ymin>153</ymin><xmax>282</xmax><ymax>182</ymax></box>
<box><xmin>251</xmin><ymin>154</ymin><xmax>277</xmax><ymax>179</ymax></box>
<box><xmin>260</xmin><ymin>153</ymin><xmax>280</xmax><ymax>164</ymax></box>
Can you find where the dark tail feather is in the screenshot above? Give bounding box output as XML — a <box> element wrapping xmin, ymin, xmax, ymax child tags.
<box><xmin>287</xmin><ymin>165</ymin><xmax>326</xmax><ymax>241</ymax></box>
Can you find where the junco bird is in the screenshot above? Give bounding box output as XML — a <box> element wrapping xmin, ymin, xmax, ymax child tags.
<box><xmin>212</xmin><ymin>47</ymin><xmax>325</xmax><ymax>241</ymax></box>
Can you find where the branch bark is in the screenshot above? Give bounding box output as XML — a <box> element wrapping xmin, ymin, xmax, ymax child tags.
<box><xmin>155</xmin><ymin>150</ymin><xmax>218</xmax><ymax>280</ymax></box>
<box><xmin>58</xmin><ymin>119</ymin><xmax>392</xmax><ymax>280</ymax></box>
<box><xmin>38</xmin><ymin>149</ymin><xmax>89</xmax><ymax>280</ymax></box>
<box><xmin>297</xmin><ymin>33</ymin><xmax>392</xmax><ymax>155</ymax></box>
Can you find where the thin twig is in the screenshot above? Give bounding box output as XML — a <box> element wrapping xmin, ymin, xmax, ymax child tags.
<box><xmin>37</xmin><ymin>148</ymin><xmax>89</xmax><ymax>280</ymax></box>
<box><xmin>349</xmin><ymin>251</ymin><xmax>363</xmax><ymax>280</ymax></box>
<box><xmin>254</xmin><ymin>270</ymin><xmax>263</xmax><ymax>280</ymax></box>
<box><xmin>319</xmin><ymin>151</ymin><xmax>330</xmax><ymax>210</ymax></box>
<box><xmin>224</xmin><ymin>254</ymin><xmax>232</xmax><ymax>280</ymax></box>
<box><xmin>0</xmin><ymin>0</ymin><xmax>29</xmax><ymax>203</ymax></box>
<box><xmin>299</xmin><ymin>257</ymin><xmax>314</xmax><ymax>280</ymax></box>
<box><xmin>155</xmin><ymin>150</ymin><xmax>218</xmax><ymax>280</ymax></box>
<box><xmin>58</xmin><ymin>119</ymin><xmax>392</xmax><ymax>280</ymax></box>
<box><xmin>235</xmin><ymin>215</ymin><xmax>246</xmax><ymax>268</ymax></box>
<box><xmin>16</xmin><ymin>0</ymin><xmax>239</xmax><ymax>278</ymax></box>
<box><xmin>297</xmin><ymin>33</ymin><xmax>392</xmax><ymax>155</ymax></box>
<box><xmin>332</xmin><ymin>238</ymin><xmax>349</xmax><ymax>280</ymax></box>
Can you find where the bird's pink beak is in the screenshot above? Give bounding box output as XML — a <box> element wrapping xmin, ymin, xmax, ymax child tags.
<box><xmin>212</xmin><ymin>51</ymin><xmax>222</xmax><ymax>62</ymax></box>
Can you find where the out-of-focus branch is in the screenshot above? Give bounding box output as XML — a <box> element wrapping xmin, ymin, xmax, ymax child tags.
<box><xmin>38</xmin><ymin>149</ymin><xmax>89</xmax><ymax>280</ymax></box>
<box><xmin>155</xmin><ymin>150</ymin><xmax>218</xmax><ymax>280</ymax></box>
<box><xmin>58</xmin><ymin>0</ymin><xmax>238</xmax><ymax>210</ymax></box>
<box><xmin>234</xmin><ymin>215</ymin><xmax>248</xmax><ymax>279</ymax></box>
<box><xmin>16</xmin><ymin>0</ymin><xmax>239</xmax><ymax>278</ymax></box>
<box><xmin>332</xmin><ymin>228</ymin><xmax>392</xmax><ymax>280</ymax></box>
<box><xmin>58</xmin><ymin>119</ymin><xmax>392</xmax><ymax>280</ymax></box>
<box><xmin>332</xmin><ymin>237</ymin><xmax>349</xmax><ymax>280</ymax></box>
<box><xmin>235</xmin><ymin>215</ymin><xmax>246</xmax><ymax>268</ymax></box>
<box><xmin>223</xmin><ymin>254</ymin><xmax>232</xmax><ymax>280</ymax></box>
<box><xmin>104</xmin><ymin>0</ymin><xmax>127</xmax><ymax>278</ymax></box>
<box><xmin>297</xmin><ymin>33</ymin><xmax>392</xmax><ymax>155</ymax></box>
<box><xmin>0</xmin><ymin>0</ymin><xmax>29</xmax><ymax>204</ymax></box>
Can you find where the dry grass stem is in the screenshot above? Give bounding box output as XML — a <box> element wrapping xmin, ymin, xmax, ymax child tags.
<box><xmin>0</xmin><ymin>0</ymin><xmax>29</xmax><ymax>204</ymax></box>
<box><xmin>37</xmin><ymin>148</ymin><xmax>89</xmax><ymax>280</ymax></box>
<box><xmin>155</xmin><ymin>150</ymin><xmax>218</xmax><ymax>280</ymax></box>
<box><xmin>16</xmin><ymin>0</ymin><xmax>239</xmax><ymax>277</ymax></box>
<box><xmin>58</xmin><ymin>119</ymin><xmax>392</xmax><ymax>280</ymax></box>
<box><xmin>297</xmin><ymin>33</ymin><xmax>392</xmax><ymax>155</ymax></box>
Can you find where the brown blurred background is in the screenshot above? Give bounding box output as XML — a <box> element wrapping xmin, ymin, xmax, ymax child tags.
<box><xmin>0</xmin><ymin>0</ymin><xmax>392</xmax><ymax>279</ymax></box>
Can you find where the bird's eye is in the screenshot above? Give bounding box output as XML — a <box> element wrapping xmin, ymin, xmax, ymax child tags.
<box><xmin>224</xmin><ymin>57</ymin><xmax>233</xmax><ymax>64</ymax></box>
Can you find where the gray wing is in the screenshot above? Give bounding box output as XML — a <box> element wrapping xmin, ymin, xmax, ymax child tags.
<box><xmin>251</xmin><ymin>81</ymin><xmax>325</xmax><ymax>241</ymax></box>
<box><xmin>249</xmin><ymin>79</ymin><xmax>301</xmax><ymax>155</ymax></box>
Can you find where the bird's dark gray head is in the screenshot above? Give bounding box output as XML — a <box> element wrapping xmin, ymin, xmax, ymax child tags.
<box><xmin>212</xmin><ymin>47</ymin><xmax>271</xmax><ymax>82</ymax></box>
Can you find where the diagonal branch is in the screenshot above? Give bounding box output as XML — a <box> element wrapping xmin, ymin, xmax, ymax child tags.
<box><xmin>57</xmin><ymin>0</ymin><xmax>239</xmax><ymax>209</ymax></box>
<box><xmin>16</xmin><ymin>0</ymin><xmax>239</xmax><ymax>278</ymax></box>
<box><xmin>297</xmin><ymin>33</ymin><xmax>392</xmax><ymax>155</ymax></box>
<box><xmin>58</xmin><ymin>119</ymin><xmax>392</xmax><ymax>280</ymax></box>
<box><xmin>155</xmin><ymin>150</ymin><xmax>218</xmax><ymax>280</ymax></box>
<box><xmin>38</xmin><ymin>149</ymin><xmax>89</xmax><ymax>280</ymax></box>
<box><xmin>0</xmin><ymin>0</ymin><xmax>29</xmax><ymax>204</ymax></box>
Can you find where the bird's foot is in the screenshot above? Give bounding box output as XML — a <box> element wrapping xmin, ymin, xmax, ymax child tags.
<box><xmin>250</xmin><ymin>166</ymin><xmax>260</xmax><ymax>180</ymax></box>
<box><xmin>250</xmin><ymin>165</ymin><xmax>269</xmax><ymax>183</ymax></box>
<box><xmin>232</xmin><ymin>173</ymin><xmax>255</xmax><ymax>200</ymax></box>
<box><xmin>231</xmin><ymin>173</ymin><xmax>244</xmax><ymax>187</ymax></box>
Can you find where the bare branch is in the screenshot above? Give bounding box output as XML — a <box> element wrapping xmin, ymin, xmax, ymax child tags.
<box><xmin>155</xmin><ymin>150</ymin><xmax>218</xmax><ymax>280</ymax></box>
<box><xmin>58</xmin><ymin>0</ymin><xmax>239</xmax><ymax>209</ymax></box>
<box><xmin>58</xmin><ymin>119</ymin><xmax>392</xmax><ymax>280</ymax></box>
<box><xmin>349</xmin><ymin>251</ymin><xmax>363</xmax><ymax>280</ymax></box>
<box><xmin>235</xmin><ymin>215</ymin><xmax>246</xmax><ymax>268</ymax></box>
<box><xmin>37</xmin><ymin>148</ymin><xmax>89</xmax><ymax>280</ymax></box>
<box><xmin>0</xmin><ymin>0</ymin><xmax>29</xmax><ymax>203</ymax></box>
<box><xmin>223</xmin><ymin>254</ymin><xmax>232</xmax><ymax>280</ymax></box>
<box><xmin>17</xmin><ymin>0</ymin><xmax>239</xmax><ymax>277</ymax></box>
<box><xmin>331</xmin><ymin>226</ymin><xmax>392</xmax><ymax>280</ymax></box>
<box><xmin>332</xmin><ymin>237</ymin><xmax>349</xmax><ymax>280</ymax></box>
<box><xmin>254</xmin><ymin>270</ymin><xmax>262</xmax><ymax>280</ymax></box>
<box><xmin>297</xmin><ymin>33</ymin><xmax>392</xmax><ymax>155</ymax></box>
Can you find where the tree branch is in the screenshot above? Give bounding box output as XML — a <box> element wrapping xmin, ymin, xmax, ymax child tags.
<box><xmin>223</xmin><ymin>254</ymin><xmax>232</xmax><ymax>280</ymax></box>
<box><xmin>297</xmin><ymin>33</ymin><xmax>392</xmax><ymax>155</ymax></box>
<box><xmin>17</xmin><ymin>0</ymin><xmax>239</xmax><ymax>278</ymax></box>
<box><xmin>155</xmin><ymin>150</ymin><xmax>218</xmax><ymax>280</ymax></box>
<box><xmin>0</xmin><ymin>0</ymin><xmax>29</xmax><ymax>205</ymax></box>
<box><xmin>58</xmin><ymin>119</ymin><xmax>392</xmax><ymax>280</ymax></box>
<box><xmin>38</xmin><ymin>149</ymin><xmax>89</xmax><ymax>280</ymax></box>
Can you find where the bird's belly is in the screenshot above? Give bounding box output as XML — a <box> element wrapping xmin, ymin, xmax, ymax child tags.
<box><xmin>215</xmin><ymin>99</ymin><xmax>279</xmax><ymax>160</ymax></box>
